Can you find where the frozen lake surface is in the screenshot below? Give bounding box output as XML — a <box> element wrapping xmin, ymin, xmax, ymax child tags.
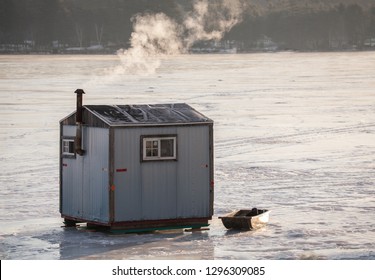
<box><xmin>0</xmin><ymin>52</ymin><xmax>374</xmax><ymax>259</ymax></box>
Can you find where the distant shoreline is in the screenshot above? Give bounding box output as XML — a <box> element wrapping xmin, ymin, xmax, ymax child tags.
<box><xmin>1</xmin><ymin>49</ymin><xmax>375</xmax><ymax>55</ymax></box>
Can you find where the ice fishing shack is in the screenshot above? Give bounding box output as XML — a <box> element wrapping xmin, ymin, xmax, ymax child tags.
<box><xmin>59</xmin><ymin>89</ymin><xmax>214</xmax><ymax>231</ymax></box>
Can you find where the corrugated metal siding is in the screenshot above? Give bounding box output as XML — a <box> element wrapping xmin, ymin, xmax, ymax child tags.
<box><xmin>176</xmin><ymin>126</ymin><xmax>210</xmax><ymax>218</ymax></box>
<box><xmin>81</xmin><ymin>127</ymin><xmax>109</xmax><ymax>222</ymax></box>
<box><xmin>60</xmin><ymin>109</ymin><xmax>109</xmax><ymax>128</ymax></box>
<box><xmin>61</xmin><ymin>125</ymin><xmax>82</xmax><ymax>218</ymax></box>
<box><xmin>141</xmin><ymin>161</ymin><xmax>177</xmax><ymax>220</ymax></box>
<box><xmin>113</xmin><ymin>128</ymin><xmax>142</xmax><ymax>221</ymax></box>
<box><xmin>114</xmin><ymin>126</ymin><xmax>178</xmax><ymax>221</ymax></box>
<box><xmin>62</xmin><ymin>125</ymin><xmax>76</xmax><ymax>136</ymax></box>
<box><xmin>61</xmin><ymin>126</ymin><xmax>109</xmax><ymax>223</ymax></box>
<box><xmin>113</xmin><ymin>125</ymin><xmax>211</xmax><ymax>222</ymax></box>
<box><xmin>62</xmin><ymin>157</ymin><xmax>83</xmax><ymax>218</ymax></box>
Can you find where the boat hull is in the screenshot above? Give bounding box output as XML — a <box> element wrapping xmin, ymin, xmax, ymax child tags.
<box><xmin>219</xmin><ymin>209</ymin><xmax>270</xmax><ymax>230</ymax></box>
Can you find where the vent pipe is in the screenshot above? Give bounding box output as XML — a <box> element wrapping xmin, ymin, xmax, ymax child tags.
<box><xmin>74</xmin><ymin>89</ymin><xmax>85</xmax><ymax>156</ymax></box>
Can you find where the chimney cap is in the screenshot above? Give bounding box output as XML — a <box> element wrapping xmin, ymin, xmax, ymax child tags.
<box><xmin>74</xmin><ymin>89</ymin><xmax>85</xmax><ymax>94</ymax></box>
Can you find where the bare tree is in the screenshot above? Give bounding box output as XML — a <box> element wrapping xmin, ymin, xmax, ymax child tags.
<box><xmin>75</xmin><ymin>24</ymin><xmax>83</xmax><ymax>48</ymax></box>
<box><xmin>95</xmin><ymin>24</ymin><xmax>104</xmax><ymax>46</ymax></box>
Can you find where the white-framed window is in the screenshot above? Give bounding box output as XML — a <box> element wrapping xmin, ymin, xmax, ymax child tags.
<box><xmin>142</xmin><ymin>135</ymin><xmax>177</xmax><ymax>161</ymax></box>
<box><xmin>62</xmin><ymin>138</ymin><xmax>75</xmax><ymax>157</ymax></box>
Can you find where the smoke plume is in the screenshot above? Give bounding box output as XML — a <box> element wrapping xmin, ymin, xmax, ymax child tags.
<box><xmin>183</xmin><ymin>0</ymin><xmax>243</xmax><ymax>48</ymax></box>
<box><xmin>114</xmin><ymin>0</ymin><xmax>244</xmax><ymax>76</ymax></box>
<box><xmin>114</xmin><ymin>13</ymin><xmax>183</xmax><ymax>76</ymax></box>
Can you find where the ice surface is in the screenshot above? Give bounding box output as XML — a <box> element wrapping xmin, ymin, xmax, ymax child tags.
<box><xmin>0</xmin><ymin>52</ymin><xmax>374</xmax><ymax>259</ymax></box>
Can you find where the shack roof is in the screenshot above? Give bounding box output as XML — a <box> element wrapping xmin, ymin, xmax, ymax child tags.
<box><xmin>61</xmin><ymin>103</ymin><xmax>213</xmax><ymax>127</ymax></box>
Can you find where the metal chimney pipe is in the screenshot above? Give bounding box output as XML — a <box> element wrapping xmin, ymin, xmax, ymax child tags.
<box><xmin>75</xmin><ymin>88</ymin><xmax>85</xmax><ymax>123</ymax></box>
<box><xmin>74</xmin><ymin>89</ymin><xmax>85</xmax><ymax>156</ymax></box>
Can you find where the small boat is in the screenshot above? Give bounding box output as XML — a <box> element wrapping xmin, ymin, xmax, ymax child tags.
<box><xmin>219</xmin><ymin>208</ymin><xmax>270</xmax><ymax>230</ymax></box>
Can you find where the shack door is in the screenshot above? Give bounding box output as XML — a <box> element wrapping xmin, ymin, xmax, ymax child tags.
<box><xmin>61</xmin><ymin>151</ymin><xmax>84</xmax><ymax>218</ymax></box>
<box><xmin>141</xmin><ymin>162</ymin><xmax>177</xmax><ymax>220</ymax></box>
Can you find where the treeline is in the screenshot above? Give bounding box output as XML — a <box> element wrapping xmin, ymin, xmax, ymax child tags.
<box><xmin>227</xmin><ymin>3</ymin><xmax>375</xmax><ymax>51</ymax></box>
<box><xmin>0</xmin><ymin>0</ymin><xmax>374</xmax><ymax>52</ymax></box>
<box><xmin>0</xmin><ymin>0</ymin><xmax>183</xmax><ymax>50</ymax></box>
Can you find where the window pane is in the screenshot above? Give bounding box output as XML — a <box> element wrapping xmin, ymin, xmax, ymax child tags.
<box><xmin>146</xmin><ymin>140</ymin><xmax>158</xmax><ymax>157</ymax></box>
<box><xmin>161</xmin><ymin>139</ymin><xmax>174</xmax><ymax>157</ymax></box>
<box><xmin>62</xmin><ymin>139</ymin><xmax>75</xmax><ymax>156</ymax></box>
<box><xmin>69</xmin><ymin>141</ymin><xmax>75</xmax><ymax>153</ymax></box>
<box><xmin>63</xmin><ymin>141</ymin><xmax>69</xmax><ymax>153</ymax></box>
<box><xmin>142</xmin><ymin>136</ymin><xmax>176</xmax><ymax>161</ymax></box>
<box><xmin>146</xmin><ymin>147</ymin><xmax>158</xmax><ymax>157</ymax></box>
<box><xmin>152</xmin><ymin>141</ymin><xmax>158</xmax><ymax>148</ymax></box>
